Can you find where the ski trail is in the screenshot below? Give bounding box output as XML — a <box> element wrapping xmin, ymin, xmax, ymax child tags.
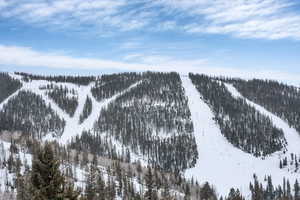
<box><xmin>23</xmin><ymin>81</ymin><xmax>71</xmax><ymax>121</ymax></box>
<box><xmin>58</xmin><ymin>84</ymin><xmax>93</xmax><ymax>142</ymax></box>
<box><xmin>73</xmin><ymin>84</ymin><xmax>93</xmax><ymax>124</ymax></box>
<box><xmin>181</xmin><ymin>75</ymin><xmax>300</xmax><ymax>197</ymax></box>
<box><xmin>224</xmin><ymin>83</ymin><xmax>300</xmax><ymax>155</ymax></box>
<box><xmin>0</xmin><ymin>87</ymin><xmax>23</xmax><ymax>111</ymax></box>
<box><xmin>60</xmin><ymin>80</ymin><xmax>143</xmax><ymax>144</ymax></box>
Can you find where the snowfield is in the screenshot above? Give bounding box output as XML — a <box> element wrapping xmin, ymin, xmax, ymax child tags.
<box><xmin>181</xmin><ymin>75</ymin><xmax>300</xmax><ymax>198</ymax></box>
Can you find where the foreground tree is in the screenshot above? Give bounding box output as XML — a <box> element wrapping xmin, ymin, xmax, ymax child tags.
<box><xmin>144</xmin><ymin>166</ymin><xmax>158</xmax><ymax>200</ymax></box>
<box><xmin>30</xmin><ymin>143</ymin><xmax>79</xmax><ymax>200</ymax></box>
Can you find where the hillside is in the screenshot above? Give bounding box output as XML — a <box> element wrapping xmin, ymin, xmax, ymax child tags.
<box><xmin>1</xmin><ymin>71</ymin><xmax>300</xmax><ymax>199</ymax></box>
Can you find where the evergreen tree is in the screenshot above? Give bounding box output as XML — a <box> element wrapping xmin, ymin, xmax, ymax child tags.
<box><xmin>226</xmin><ymin>188</ymin><xmax>244</xmax><ymax>200</ymax></box>
<box><xmin>144</xmin><ymin>166</ymin><xmax>158</xmax><ymax>200</ymax></box>
<box><xmin>30</xmin><ymin>143</ymin><xmax>79</xmax><ymax>200</ymax></box>
<box><xmin>295</xmin><ymin>179</ymin><xmax>300</xmax><ymax>200</ymax></box>
<box><xmin>85</xmin><ymin>165</ymin><xmax>97</xmax><ymax>200</ymax></box>
<box><xmin>200</xmin><ymin>182</ymin><xmax>217</xmax><ymax>200</ymax></box>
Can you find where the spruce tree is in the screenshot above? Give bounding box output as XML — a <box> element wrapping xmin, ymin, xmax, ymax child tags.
<box><xmin>144</xmin><ymin>166</ymin><xmax>158</xmax><ymax>200</ymax></box>
<box><xmin>30</xmin><ymin>143</ymin><xmax>79</xmax><ymax>200</ymax></box>
<box><xmin>295</xmin><ymin>179</ymin><xmax>300</xmax><ymax>200</ymax></box>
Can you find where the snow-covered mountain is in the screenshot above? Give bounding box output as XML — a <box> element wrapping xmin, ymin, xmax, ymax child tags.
<box><xmin>1</xmin><ymin>71</ymin><xmax>300</xmax><ymax>198</ymax></box>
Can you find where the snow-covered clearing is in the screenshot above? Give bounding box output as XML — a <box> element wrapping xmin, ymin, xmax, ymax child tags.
<box><xmin>181</xmin><ymin>75</ymin><xmax>300</xmax><ymax>198</ymax></box>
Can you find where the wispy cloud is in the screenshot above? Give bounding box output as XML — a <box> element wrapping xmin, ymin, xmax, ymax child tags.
<box><xmin>154</xmin><ymin>0</ymin><xmax>300</xmax><ymax>40</ymax></box>
<box><xmin>0</xmin><ymin>0</ymin><xmax>152</xmax><ymax>33</ymax></box>
<box><xmin>1</xmin><ymin>0</ymin><xmax>299</xmax><ymax>40</ymax></box>
<box><xmin>0</xmin><ymin>44</ymin><xmax>299</xmax><ymax>84</ymax></box>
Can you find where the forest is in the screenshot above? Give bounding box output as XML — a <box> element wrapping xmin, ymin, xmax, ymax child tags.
<box><xmin>72</xmin><ymin>72</ymin><xmax>197</xmax><ymax>172</ymax></box>
<box><xmin>229</xmin><ymin>79</ymin><xmax>300</xmax><ymax>135</ymax></box>
<box><xmin>44</xmin><ymin>84</ymin><xmax>79</xmax><ymax>117</ymax></box>
<box><xmin>0</xmin><ymin>72</ymin><xmax>22</xmax><ymax>104</ymax></box>
<box><xmin>2</xmin><ymin>138</ymin><xmax>300</xmax><ymax>200</ymax></box>
<box><xmin>0</xmin><ymin>91</ymin><xmax>65</xmax><ymax>139</ymax></box>
<box><xmin>15</xmin><ymin>72</ymin><xmax>95</xmax><ymax>85</ymax></box>
<box><xmin>189</xmin><ymin>73</ymin><xmax>286</xmax><ymax>157</ymax></box>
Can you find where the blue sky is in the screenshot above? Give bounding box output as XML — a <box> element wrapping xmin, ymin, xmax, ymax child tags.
<box><xmin>0</xmin><ymin>0</ymin><xmax>299</xmax><ymax>83</ymax></box>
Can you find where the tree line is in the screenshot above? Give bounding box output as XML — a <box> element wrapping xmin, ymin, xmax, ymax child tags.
<box><xmin>0</xmin><ymin>72</ymin><xmax>22</xmax><ymax>104</ymax></box>
<box><xmin>189</xmin><ymin>73</ymin><xmax>286</xmax><ymax>157</ymax></box>
<box><xmin>15</xmin><ymin>72</ymin><xmax>95</xmax><ymax>85</ymax></box>
<box><xmin>0</xmin><ymin>91</ymin><xmax>65</xmax><ymax>139</ymax></box>
<box><xmin>44</xmin><ymin>84</ymin><xmax>79</xmax><ymax>117</ymax></box>
<box><xmin>228</xmin><ymin>78</ymin><xmax>300</xmax><ymax>135</ymax></box>
<box><xmin>73</xmin><ymin>72</ymin><xmax>197</xmax><ymax>172</ymax></box>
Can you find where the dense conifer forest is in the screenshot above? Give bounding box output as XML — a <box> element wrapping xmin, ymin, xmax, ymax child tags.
<box><xmin>0</xmin><ymin>91</ymin><xmax>65</xmax><ymax>139</ymax></box>
<box><xmin>44</xmin><ymin>84</ymin><xmax>79</xmax><ymax>117</ymax></box>
<box><xmin>0</xmin><ymin>73</ymin><xmax>22</xmax><ymax>103</ymax></box>
<box><xmin>189</xmin><ymin>73</ymin><xmax>286</xmax><ymax>157</ymax></box>
<box><xmin>72</xmin><ymin>72</ymin><xmax>197</xmax><ymax>172</ymax></box>
<box><xmin>2</xmin><ymin>138</ymin><xmax>300</xmax><ymax>200</ymax></box>
<box><xmin>229</xmin><ymin>79</ymin><xmax>300</xmax><ymax>135</ymax></box>
<box><xmin>79</xmin><ymin>96</ymin><xmax>93</xmax><ymax>123</ymax></box>
<box><xmin>15</xmin><ymin>72</ymin><xmax>95</xmax><ymax>85</ymax></box>
<box><xmin>91</xmin><ymin>72</ymin><xmax>142</xmax><ymax>101</ymax></box>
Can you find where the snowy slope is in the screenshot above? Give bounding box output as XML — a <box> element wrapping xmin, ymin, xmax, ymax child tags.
<box><xmin>181</xmin><ymin>75</ymin><xmax>300</xmax><ymax>197</ymax></box>
<box><xmin>0</xmin><ymin>75</ymin><xmax>147</xmax><ymax>163</ymax></box>
<box><xmin>224</xmin><ymin>83</ymin><xmax>300</xmax><ymax>155</ymax></box>
<box><xmin>59</xmin><ymin>80</ymin><xmax>143</xmax><ymax>144</ymax></box>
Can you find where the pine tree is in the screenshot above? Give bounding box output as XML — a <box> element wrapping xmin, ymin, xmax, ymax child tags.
<box><xmin>30</xmin><ymin>143</ymin><xmax>79</xmax><ymax>200</ymax></box>
<box><xmin>144</xmin><ymin>166</ymin><xmax>158</xmax><ymax>200</ymax></box>
<box><xmin>16</xmin><ymin>173</ymin><xmax>30</xmax><ymax>200</ymax></box>
<box><xmin>96</xmin><ymin>171</ymin><xmax>105</xmax><ymax>200</ymax></box>
<box><xmin>295</xmin><ymin>179</ymin><xmax>300</xmax><ymax>200</ymax></box>
<box><xmin>85</xmin><ymin>165</ymin><xmax>97</xmax><ymax>200</ymax></box>
<box><xmin>200</xmin><ymin>182</ymin><xmax>217</xmax><ymax>200</ymax></box>
<box><xmin>226</xmin><ymin>188</ymin><xmax>244</xmax><ymax>200</ymax></box>
<box><xmin>161</xmin><ymin>177</ymin><xmax>173</xmax><ymax>200</ymax></box>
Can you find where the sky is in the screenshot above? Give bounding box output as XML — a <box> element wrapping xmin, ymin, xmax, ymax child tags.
<box><xmin>0</xmin><ymin>0</ymin><xmax>299</xmax><ymax>84</ymax></box>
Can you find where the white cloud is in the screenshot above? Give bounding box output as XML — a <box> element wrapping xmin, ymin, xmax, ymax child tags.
<box><xmin>1</xmin><ymin>0</ymin><xmax>299</xmax><ymax>40</ymax></box>
<box><xmin>0</xmin><ymin>44</ymin><xmax>298</xmax><ymax>84</ymax></box>
<box><xmin>0</xmin><ymin>0</ymin><xmax>150</xmax><ymax>32</ymax></box>
<box><xmin>154</xmin><ymin>0</ymin><xmax>300</xmax><ymax>40</ymax></box>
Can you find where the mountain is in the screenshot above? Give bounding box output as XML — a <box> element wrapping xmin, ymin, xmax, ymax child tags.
<box><xmin>0</xmin><ymin>71</ymin><xmax>300</xmax><ymax>199</ymax></box>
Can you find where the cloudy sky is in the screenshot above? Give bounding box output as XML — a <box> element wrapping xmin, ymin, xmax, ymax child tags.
<box><xmin>0</xmin><ymin>0</ymin><xmax>299</xmax><ymax>83</ymax></box>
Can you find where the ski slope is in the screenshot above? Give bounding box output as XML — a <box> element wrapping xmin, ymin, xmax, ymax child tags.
<box><xmin>224</xmin><ymin>83</ymin><xmax>300</xmax><ymax>155</ymax></box>
<box><xmin>181</xmin><ymin>75</ymin><xmax>300</xmax><ymax>197</ymax></box>
<box><xmin>0</xmin><ymin>75</ymin><xmax>147</xmax><ymax>163</ymax></box>
<box><xmin>60</xmin><ymin>80</ymin><xmax>143</xmax><ymax>144</ymax></box>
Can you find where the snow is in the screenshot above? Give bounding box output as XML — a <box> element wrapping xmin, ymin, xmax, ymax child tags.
<box><xmin>224</xmin><ymin>83</ymin><xmax>300</xmax><ymax>155</ymax></box>
<box><xmin>0</xmin><ymin>86</ymin><xmax>23</xmax><ymax>111</ymax></box>
<box><xmin>181</xmin><ymin>75</ymin><xmax>300</xmax><ymax>198</ymax></box>
<box><xmin>3</xmin><ymin>73</ymin><xmax>300</xmax><ymax>198</ymax></box>
<box><xmin>0</xmin><ymin>75</ymin><xmax>147</xmax><ymax>165</ymax></box>
<box><xmin>5</xmin><ymin>79</ymin><xmax>143</xmax><ymax>144</ymax></box>
<box><xmin>59</xmin><ymin>80</ymin><xmax>143</xmax><ymax>144</ymax></box>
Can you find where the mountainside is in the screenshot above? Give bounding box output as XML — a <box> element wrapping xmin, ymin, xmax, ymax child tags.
<box><xmin>1</xmin><ymin>71</ymin><xmax>300</xmax><ymax>199</ymax></box>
